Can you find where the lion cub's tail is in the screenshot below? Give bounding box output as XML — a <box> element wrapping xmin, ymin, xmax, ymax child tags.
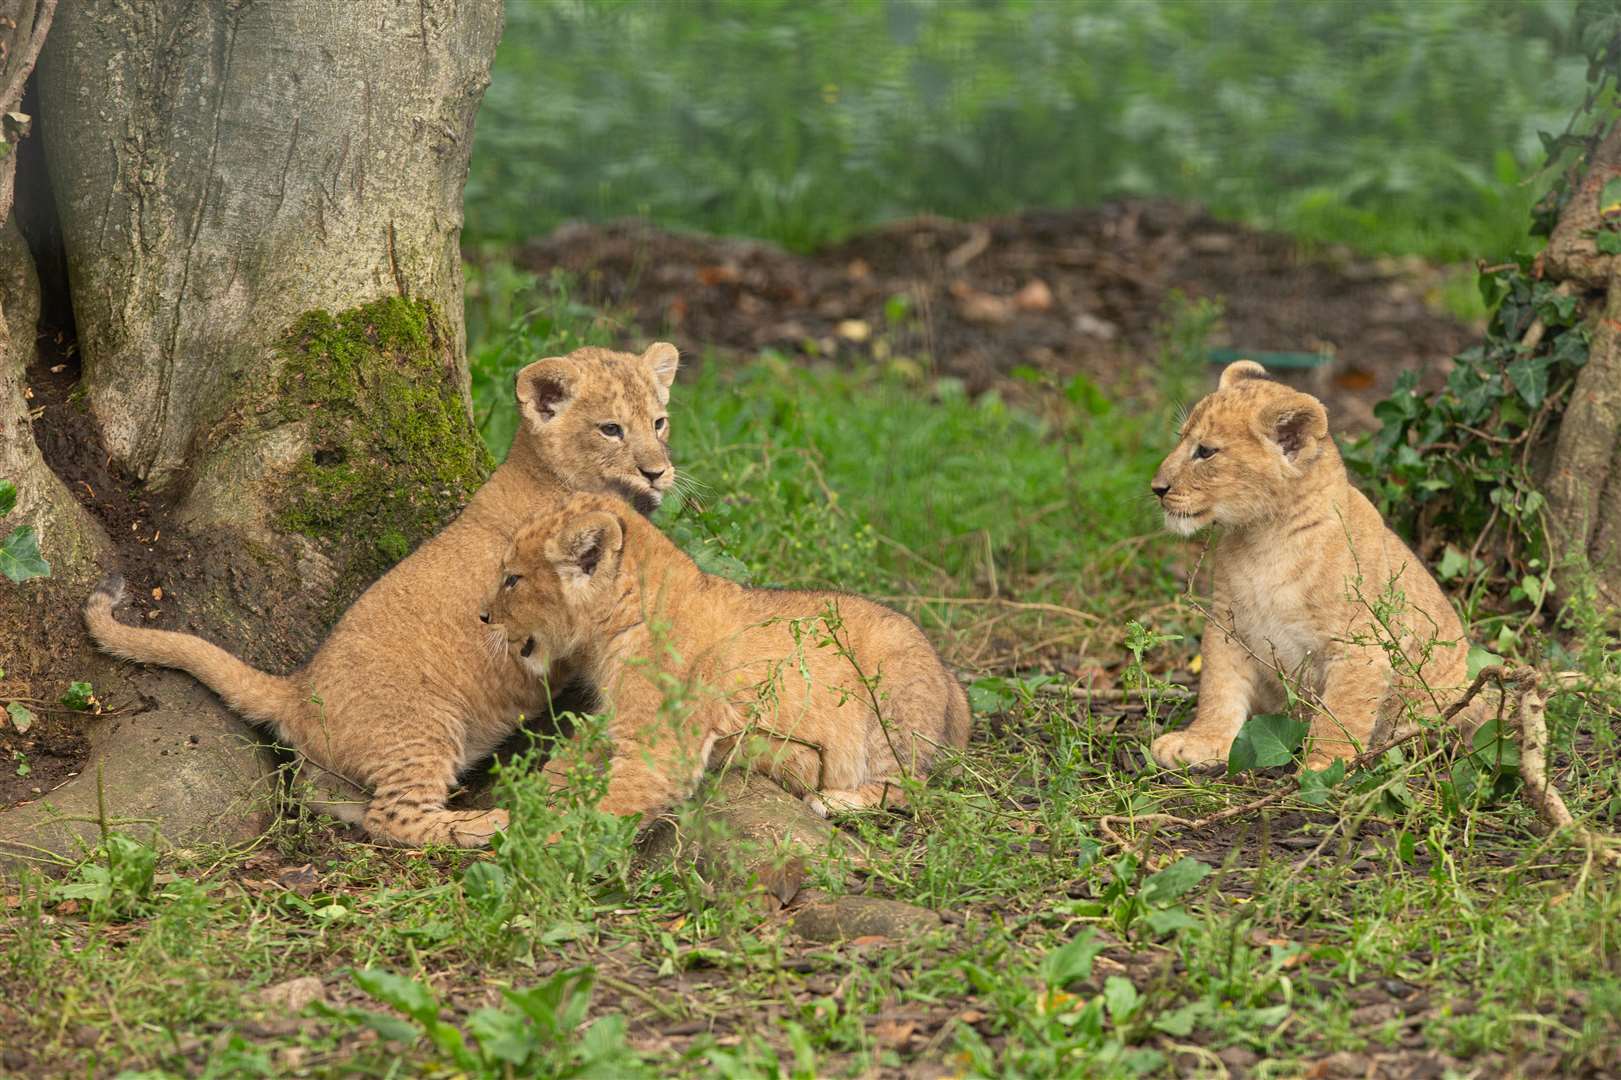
<box><xmin>942</xmin><ymin>679</ymin><xmax>972</xmax><ymax>751</ymax></box>
<box><xmin>84</xmin><ymin>575</ymin><xmax>305</xmax><ymax>735</ymax></box>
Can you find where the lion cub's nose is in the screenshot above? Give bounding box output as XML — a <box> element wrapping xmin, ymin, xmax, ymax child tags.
<box><xmin>639</xmin><ymin>466</ymin><xmax>666</xmax><ymax>485</ymax></box>
<box><xmin>478</xmin><ymin>610</ymin><xmax>490</xmax><ymax>624</ymax></box>
<box><xmin>1151</xmin><ymin>481</ymin><xmax>1171</xmax><ymax>498</ymax></box>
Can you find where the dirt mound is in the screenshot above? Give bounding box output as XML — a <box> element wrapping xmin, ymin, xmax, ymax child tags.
<box><xmin>517</xmin><ymin>201</ymin><xmax>1474</xmax><ymax>429</ymax></box>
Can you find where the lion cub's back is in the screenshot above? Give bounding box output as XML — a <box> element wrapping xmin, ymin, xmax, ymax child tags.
<box><xmin>740</xmin><ymin>586</ymin><xmax>968</xmax><ymax>745</ymax></box>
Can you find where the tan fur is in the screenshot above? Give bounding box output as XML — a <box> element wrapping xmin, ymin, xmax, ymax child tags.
<box><xmin>84</xmin><ymin>343</ymin><xmax>681</xmax><ymax>847</ymax></box>
<box><xmin>482</xmin><ymin>493</ymin><xmax>971</xmax><ymax>822</ymax></box>
<box><xmin>1149</xmin><ymin>361</ymin><xmax>1473</xmax><ymax>771</ymax></box>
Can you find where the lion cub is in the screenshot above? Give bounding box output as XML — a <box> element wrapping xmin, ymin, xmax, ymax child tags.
<box><xmin>86</xmin><ymin>343</ymin><xmax>681</xmax><ymax>848</ymax></box>
<box><xmin>481</xmin><ymin>493</ymin><xmax>971</xmax><ymax>821</ymax></box>
<box><xmin>1149</xmin><ymin>360</ymin><xmax>1472</xmax><ymax>771</ymax></box>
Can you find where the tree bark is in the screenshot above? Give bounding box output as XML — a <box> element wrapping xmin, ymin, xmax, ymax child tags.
<box><xmin>39</xmin><ymin>0</ymin><xmax>500</xmax><ymax>497</ymax></box>
<box><xmin>1541</xmin><ymin>118</ymin><xmax>1621</xmax><ymax>608</ymax></box>
<box><xmin>1</xmin><ymin>0</ymin><xmax>503</xmax><ymax>866</ymax></box>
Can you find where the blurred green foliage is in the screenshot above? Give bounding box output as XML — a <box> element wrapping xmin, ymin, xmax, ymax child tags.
<box><xmin>470</xmin><ymin>0</ymin><xmax>1585</xmax><ymax>260</ymax></box>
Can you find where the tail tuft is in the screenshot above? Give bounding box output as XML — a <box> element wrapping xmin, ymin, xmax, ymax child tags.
<box><xmin>93</xmin><ymin>573</ymin><xmax>126</xmax><ymax>606</ymax></box>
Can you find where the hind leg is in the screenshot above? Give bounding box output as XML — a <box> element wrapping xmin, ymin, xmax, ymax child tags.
<box><xmin>360</xmin><ymin>728</ymin><xmax>509</xmax><ymax>848</ymax></box>
<box><xmin>805</xmin><ymin>780</ymin><xmax>909</xmax><ymax>817</ymax></box>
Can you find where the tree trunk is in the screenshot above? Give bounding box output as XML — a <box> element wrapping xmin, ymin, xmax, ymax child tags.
<box><xmin>1540</xmin><ymin>119</ymin><xmax>1621</xmax><ymax>609</ymax></box>
<box><xmin>1</xmin><ymin>0</ymin><xmax>503</xmax><ymax>865</ymax></box>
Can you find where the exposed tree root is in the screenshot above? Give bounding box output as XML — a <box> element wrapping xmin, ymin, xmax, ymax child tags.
<box><xmin>1110</xmin><ymin>665</ymin><xmax>1620</xmax><ymax>870</ymax></box>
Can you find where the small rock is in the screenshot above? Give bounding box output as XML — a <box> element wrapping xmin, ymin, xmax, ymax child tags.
<box><xmin>835</xmin><ymin>319</ymin><xmax>871</xmax><ymax>343</ymax></box>
<box><xmin>790</xmin><ymin>895</ymin><xmax>943</xmax><ymax>943</ymax></box>
<box><xmin>1072</xmin><ymin>312</ymin><xmax>1118</xmax><ymax>340</ymax></box>
<box><xmin>635</xmin><ymin>773</ymin><xmax>848</xmax><ymax>906</ymax></box>
<box><xmin>257</xmin><ymin>975</ymin><xmax>325</xmax><ymax>1013</ymax></box>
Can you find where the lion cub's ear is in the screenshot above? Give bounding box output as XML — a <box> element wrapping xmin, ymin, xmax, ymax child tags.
<box><xmin>1258</xmin><ymin>394</ymin><xmax>1329</xmax><ymax>464</ymax></box>
<box><xmin>641</xmin><ymin>342</ymin><xmax>680</xmax><ymax>401</ymax></box>
<box><xmin>1219</xmin><ymin>359</ymin><xmax>1269</xmax><ymax>389</ymax></box>
<box><xmin>547</xmin><ymin>511</ymin><xmax>626</xmax><ymax>591</ymax></box>
<box><xmin>515</xmin><ymin>358</ymin><xmax>575</xmax><ymax>429</ymax></box>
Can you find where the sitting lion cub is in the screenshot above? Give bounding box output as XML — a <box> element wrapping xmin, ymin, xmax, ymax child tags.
<box><xmin>481</xmin><ymin>493</ymin><xmax>971</xmax><ymax>820</ymax></box>
<box><xmin>86</xmin><ymin>343</ymin><xmax>681</xmax><ymax>848</ymax></box>
<box><xmin>1149</xmin><ymin>360</ymin><xmax>1473</xmax><ymax>771</ymax></box>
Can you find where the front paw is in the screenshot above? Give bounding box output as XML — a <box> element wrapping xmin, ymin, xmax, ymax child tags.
<box><xmin>1301</xmin><ymin>750</ymin><xmax>1352</xmax><ymax>773</ymax></box>
<box><xmin>1150</xmin><ymin>731</ymin><xmax>1232</xmax><ymax>769</ymax></box>
<box><xmin>451</xmin><ymin>808</ymin><xmax>509</xmax><ymax>847</ymax></box>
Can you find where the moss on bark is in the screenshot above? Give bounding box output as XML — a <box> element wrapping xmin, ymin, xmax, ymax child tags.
<box><xmin>276</xmin><ymin>297</ymin><xmax>492</xmax><ymax>602</ymax></box>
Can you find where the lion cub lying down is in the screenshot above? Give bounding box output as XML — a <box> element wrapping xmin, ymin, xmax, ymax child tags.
<box><xmin>481</xmin><ymin>493</ymin><xmax>971</xmax><ymax>821</ymax></box>
<box><xmin>1149</xmin><ymin>360</ymin><xmax>1475</xmax><ymax>771</ymax></box>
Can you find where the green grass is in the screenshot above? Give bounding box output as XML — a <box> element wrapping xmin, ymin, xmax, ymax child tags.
<box><xmin>471</xmin><ymin>0</ymin><xmax>1587</xmax><ymax>262</ymax></box>
<box><xmin>5</xmin><ymin>276</ymin><xmax>1618</xmax><ymax>1077</ymax></box>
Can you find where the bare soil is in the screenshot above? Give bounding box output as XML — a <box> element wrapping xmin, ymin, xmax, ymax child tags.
<box><xmin>516</xmin><ymin>201</ymin><xmax>1474</xmax><ymax>430</ymax></box>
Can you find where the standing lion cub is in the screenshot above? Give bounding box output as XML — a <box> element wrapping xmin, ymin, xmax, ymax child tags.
<box><xmin>1149</xmin><ymin>360</ymin><xmax>1474</xmax><ymax>771</ymax></box>
<box><xmin>480</xmin><ymin>492</ymin><xmax>971</xmax><ymax>821</ymax></box>
<box><xmin>86</xmin><ymin>343</ymin><xmax>681</xmax><ymax>847</ymax></box>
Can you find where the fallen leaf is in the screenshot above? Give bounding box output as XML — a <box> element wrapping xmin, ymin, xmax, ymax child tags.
<box><xmin>1333</xmin><ymin>365</ymin><xmax>1376</xmax><ymax>391</ymax></box>
<box><xmin>697</xmin><ymin>263</ymin><xmax>740</xmax><ymax>286</ymax></box>
<box><xmin>275</xmin><ymin>864</ymin><xmax>321</xmax><ymax>896</ymax></box>
<box><xmin>257</xmin><ymin>975</ymin><xmax>325</xmax><ymax>1013</ymax></box>
<box><xmin>1013</xmin><ymin>278</ymin><xmax>1054</xmax><ymax>312</ymax></box>
<box><xmin>871</xmin><ymin>1018</ymin><xmax>916</xmax><ymax>1049</ymax></box>
<box><xmin>835</xmin><ymin>319</ymin><xmax>871</xmax><ymax>342</ymax></box>
<box><xmin>949</xmin><ymin>281</ymin><xmax>1015</xmax><ymax>324</ymax></box>
<box><xmin>6</xmin><ymin>701</ymin><xmax>33</xmax><ymax>733</ymax></box>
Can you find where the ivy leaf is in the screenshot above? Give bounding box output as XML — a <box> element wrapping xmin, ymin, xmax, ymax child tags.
<box><xmin>1298</xmin><ymin>758</ymin><xmax>1346</xmax><ymax>806</ymax></box>
<box><xmin>1596</xmin><ymin>230</ymin><xmax>1621</xmax><ymax>255</ymax></box>
<box><xmin>1437</xmin><ymin>543</ymin><xmax>1471</xmax><ymax>581</ymax></box>
<box><xmin>1466</xmin><ymin>645</ymin><xmax>1504</xmax><ymax>680</ymax></box>
<box><xmin>60</xmin><ymin>682</ymin><xmax>95</xmax><ymax>711</ymax></box>
<box><xmin>0</xmin><ymin>479</ymin><xmax>15</xmax><ymax>517</ymax></box>
<box><xmin>1227</xmin><ymin>713</ymin><xmax>1307</xmax><ymax>775</ymax></box>
<box><xmin>0</xmin><ymin>526</ymin><xmax>49</xmax><ymax>583</ymax></box>
<box><xmin>1507</xmin><ymin>356</ymin><xmax>1550</xmax><ymax>407</ymax></box>
<box><xmin>1552</xmin><ymin>328</ymin><xmax>1590</xmax><ymax>369</ymax></box>
<box><xmin>7</xmin><ymin>701</ymin><xmax>33</xmax><ymax>734</ymax></box>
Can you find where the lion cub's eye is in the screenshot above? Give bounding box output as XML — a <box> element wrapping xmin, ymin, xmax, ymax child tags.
<box><xmin>1192</xmin><ymin>444</ymin><xmax>1219</xmax><ymax>461</ymax></box>
<box><xmin>503</xmin><ymin>574</ymin><xmax>521</xmax><ymax>589</ymax></box>
<box><xmin>599</xmin><ymin>422</ymin><xmax>624</xmax><ymax>438</ymax></box>
<box><xmin>654</xmin><ymin>416</ymin><xmax>668</xmax><ymax>432</ymax></box>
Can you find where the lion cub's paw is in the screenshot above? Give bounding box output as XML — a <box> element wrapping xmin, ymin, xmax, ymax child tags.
<box><xmin>449</xmin><ymin>808</ymin><xmax>510</xmax><ymax>847</ymax></box>
<box><xmin>1149</xmin><ymin>731</ymin><xmax>1232</xmax><ymax>769</ymax></box>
